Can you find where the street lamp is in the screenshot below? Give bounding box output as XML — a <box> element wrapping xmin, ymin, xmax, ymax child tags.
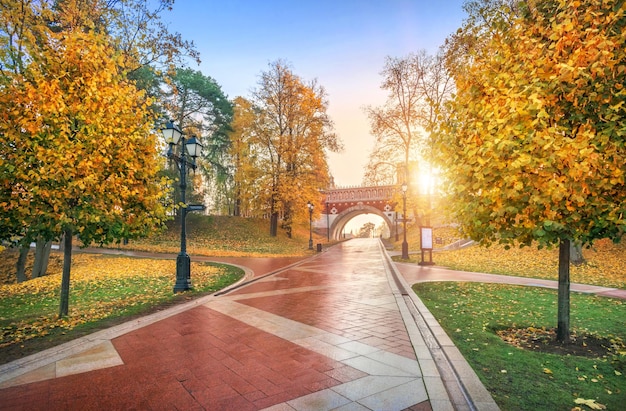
<box><xmin>162</xmin><ymin>120</ymin><xmax>205</xmax><ymax>293</ymax></box>
<box><xmin>326</xmin><ymin>201</ymin><xmax>330</xmax><ymax>242</ymax></box>
<box><xmin>401</xmin><ymin>182</ymin><xmax>409</xmax><ymax>259</ymax></box>
<box><xmin>307</xmin><ymin>201</ymin><xmax>314</xmax><ymax>250</ymax></box>
<box><xmin>395</xmin><ymin>212</ymin><xmax>399</xmax><ymax>242</ymax></box>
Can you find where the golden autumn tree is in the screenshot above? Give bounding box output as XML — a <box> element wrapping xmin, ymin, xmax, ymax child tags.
<box><xmin>0</xmin><ymin>19</ymin><xmax>170</xmax><ymax>315</ymax></box>
<box><xmin>228</xmin><ymin>96</ymin><xmax>263</xmax><ymax>217</ymax></box>
<box><xmin>438</xmin><ymin>0</ymin><xmax>626</xmax><ymax>342</ymax></box>
<box><xmin>252</xmin><ymin>61</ymin><xmax>341</xmax><ymax>237</ymax></box>
<box><xmin>1</xmin><ymin>0</ymin><xmax>194</xmax><ymax>282</ymax></box>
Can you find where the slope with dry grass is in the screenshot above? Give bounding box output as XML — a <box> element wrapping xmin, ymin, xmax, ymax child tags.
<box><xmin>396</xmin><ymin>226</ymin><xmax>626</xmax><ymax>289</ymax></box>
<box><xmin>109</xmin><ymin>214</ymin><xmax>326</xmax><ymax>257</ymax></box>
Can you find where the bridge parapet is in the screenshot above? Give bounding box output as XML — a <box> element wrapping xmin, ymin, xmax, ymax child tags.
<box><xmin>321</xmin><ymin>184</ymin><xmax>399</xmax><ymax>203</ymax></box>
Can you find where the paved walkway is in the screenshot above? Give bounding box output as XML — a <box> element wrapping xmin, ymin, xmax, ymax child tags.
<box><xmin>4</xmin><ymin>238</ymin><xmax>624</xmax><ymax>411</ymax></box>
<box><xmin>394</xmin><ymin>259</ymin><xmax>626</xmax><ymax>300</ymax></box>
<box><xmin>0</xmin><ymin>239</ymin><xmax>505</xmax><ymax>411</ymax></box>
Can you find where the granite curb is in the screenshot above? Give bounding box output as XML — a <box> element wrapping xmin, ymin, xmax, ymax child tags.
<box><xmin>381</xmin><ymin>241</ymin><xmax>501</xmax><ymax>411</ymax></box>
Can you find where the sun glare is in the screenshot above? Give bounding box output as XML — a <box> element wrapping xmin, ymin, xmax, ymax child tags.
<box><xmin>416</xmin><ymin>168</ymin><xmax>438</xmax><ymax>195</ymax></box>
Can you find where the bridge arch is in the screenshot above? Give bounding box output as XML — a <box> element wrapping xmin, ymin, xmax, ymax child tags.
<box><xmin>329</xmin><ymin>204</ymin><xmax>396</xmax><ymax>240</ymax></box>
<box><xmin>317</xmin><ymin>184</ymin><xmax>403</xmax><ymax>240</ymax></box>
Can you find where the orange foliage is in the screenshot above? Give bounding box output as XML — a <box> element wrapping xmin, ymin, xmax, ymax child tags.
<box><xmin>0</xmin><ymin>4</ymin><xmax>170</xmax><ymax>246</ymax></box>
<box><xmin>439</xmin><ymin>0</ymin><xmax>626</xmax><ymax>248</ymax></box>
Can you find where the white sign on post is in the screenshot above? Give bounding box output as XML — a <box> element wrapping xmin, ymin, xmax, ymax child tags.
<box><xmin>421</xmin><ymin>227</ymin><xmax>433</xmax><ymax>250</ymax></box>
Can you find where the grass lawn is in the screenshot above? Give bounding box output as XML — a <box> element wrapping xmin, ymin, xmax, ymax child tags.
<box><xmin>414</xmin><ymin>282</ymin><xmax>626</xmax><ymax>411</ymax></box>
<box><xmin>395</xmin><ymin>227</ymin><xmax>626</xmax><ymax>409</ymax></box>
<box><xmin>0</xmin><ymin>253</ymin><xmax>244</xmax><ymax>364</ymax></box>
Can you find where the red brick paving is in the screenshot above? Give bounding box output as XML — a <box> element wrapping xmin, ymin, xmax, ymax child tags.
<box><xmin>1</xmin><ymin>242</ymin><xmax>446</xmax><ymax>410</ymax></box>
<box><xmin>0</xmin><ymin>306</ymin><xmax>355</xmax><ymax>410</ymax></box>
<box><xmin>236</xmin><ymin>262</ymin><xmax>417</xmax><ymax>360</ymax></box>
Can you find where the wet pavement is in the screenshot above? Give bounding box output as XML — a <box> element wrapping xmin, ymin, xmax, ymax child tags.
<box><xmin>3</xmin><ymin>239</ymin><xmax>623</xmax><ymax>410</ymax></box>
<box><xmin>0</xmin><ymin>239</ymin><xmax>503</xmax><ymax>410</ymax></box>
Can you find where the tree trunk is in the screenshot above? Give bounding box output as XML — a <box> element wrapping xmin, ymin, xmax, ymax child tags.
<box><xmin>59</xmin><ymin>228</ymin><xmax>73</xmax><ymax>318</ymax></box>
<box><xmin>282</xmin><ymin>207</ymin><xmax>292</xmax><ymax>239</ymax></box>
<box><xmin>556</xmin><ymin>238</ymin><xmax>571</xmax><ymax>343</ymax></box>
<box><xmin>234</xmin><ymin>185</ymin><xmax>241</xmax><ymax>217</ymax></box>
<box><xmin>32</xmin><ymin>239</ymin><xmax>52</xmax><ymax>278</ymax></box>
<box><xmin>270</xmin><ymin>212</ymin><xmax>278</xmax><ymax>237</ymax></box>
<box><xmin>269</xmin><ymin>193</ymin><xmax>278</xmax><ymax>237</ymax></box>
<box><xmin>16</xmin><ymin>245</ymin><xmax>29</xmax><ymax>283</ymax></box>
<box><xmin>569</xmin><ymin>241</ymin><xmax>585</xmax><ymax>266</ymax></box>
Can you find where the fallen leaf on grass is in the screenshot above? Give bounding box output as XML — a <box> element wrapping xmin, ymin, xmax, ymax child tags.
<box><xmin>0</xmin><ymin>255</ymin><xmax>229</xmax><ymax>348</ymax></box>
<box><xmin>434</xmin><ymin>238</ymin><xmax>626</xmax><ymax>289</ymax></box>
<box><xmin>574</xmin><ymin>398</ymin><xmax>606</xmax><ymax>410</ymax></box>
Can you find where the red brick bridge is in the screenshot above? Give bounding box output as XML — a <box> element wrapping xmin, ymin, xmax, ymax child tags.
<box><xmin>315</xmin><ymin>185</ymin><xmax>405</xmax><ymax>240</ymax></box>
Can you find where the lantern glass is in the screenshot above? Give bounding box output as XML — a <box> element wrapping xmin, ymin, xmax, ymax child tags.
<box><xmin>185</xmin><ymin>136</ymin><xmax>203</xmax><ymax>158</ymax></box>
<box><xmin>162</xmin><ymin>121</ymin><xmax>182</xmax><ymax>146</ymax></box>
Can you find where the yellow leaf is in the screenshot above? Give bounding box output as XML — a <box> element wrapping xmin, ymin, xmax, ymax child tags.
<box><xmin>543</xmin><ymin>368</ymin><xmax>552</xmax><ymax>374</ymax></box>
<box><xmin>573</xmin><ymin>398</ymin><xmax>606</xmax><ymax>410</ymax></box>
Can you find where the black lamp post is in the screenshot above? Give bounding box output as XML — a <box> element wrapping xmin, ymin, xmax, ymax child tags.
<box><xmin>162</xmin><ymin>120</ymin><xmax>205</xmax><ymax>293</ymax></box>
<box><xmin>395</xmin><ymin>212</ymin><xmax>399</xmax><ymax>241</ymax></box>
<box><xmin>307</xmin><ymin>201</ymin><xmax>314</xmax><ymax>250</ymax></box>
<box><xmin>326</xmin><ymin>201</ymin><xmax>330</xmax><ymax>242</ymax></box>
<box><xmin>401</xmin><ymin>182</ymin><xmax>409</xmax><ymax>259</ymax></box>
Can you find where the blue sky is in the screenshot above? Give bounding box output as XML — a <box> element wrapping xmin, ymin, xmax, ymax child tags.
<box><xmin>164</xmin><ymin>0</ymin><xmax>467</xmax><ymax>187</ymax></box>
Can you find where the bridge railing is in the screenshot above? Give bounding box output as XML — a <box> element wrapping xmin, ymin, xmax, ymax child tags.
<box><xmin>321</xmin><ymin>184</ymin><xmax>400</xmax><ymax>203</ymax></box>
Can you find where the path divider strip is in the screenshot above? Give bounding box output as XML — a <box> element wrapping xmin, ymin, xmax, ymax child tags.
<box><xmin>378</xmin><ymin>239</ymin><xmax>501</xmax><ymax>411</ymax></box>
